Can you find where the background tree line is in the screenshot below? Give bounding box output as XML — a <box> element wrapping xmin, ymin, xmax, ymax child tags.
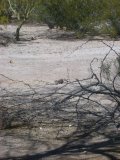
<box><xmin>0</xmin><ymin>0</ymin><xmax>120</xmax><ymax>40</ymax></box>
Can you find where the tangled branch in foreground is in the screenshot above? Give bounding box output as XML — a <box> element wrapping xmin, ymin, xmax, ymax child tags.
<box><xmin>0</xmin><ymin>42</ymin><xmax>120</xmax><ymax>141</ymax></box>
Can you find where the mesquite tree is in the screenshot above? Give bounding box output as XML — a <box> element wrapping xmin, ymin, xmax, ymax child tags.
<box><xmin>7</xmin><ymin>0</ymin><xmax>39</xmax><ymax>41</ymax></box>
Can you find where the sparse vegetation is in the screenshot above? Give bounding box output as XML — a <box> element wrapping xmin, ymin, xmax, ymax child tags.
<box><xmin>0</xmin><ymin>0</ymin><xmax>120</xmax><ymax>38</ymax></box>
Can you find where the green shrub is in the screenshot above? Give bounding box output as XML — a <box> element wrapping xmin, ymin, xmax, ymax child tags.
<box><xmin>37</xmin><ymin>0</ymin><xmax>104</xmax><ymax>34</ymax></box>
<box><xmin>0</xmin><ymin>0</ymin><xmax>8</xmax><ymax>24</ymax></box>
<box><xmin>103</xmin><ymin>0</ymin><xmax>120</xmax><ymax>37</ymax></box>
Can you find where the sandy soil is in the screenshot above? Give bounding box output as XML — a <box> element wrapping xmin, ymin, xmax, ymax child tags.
<box><xmin>0</xmin><ymin>25</ymin><xmax>120</xmax><ymax>87</ymax></box>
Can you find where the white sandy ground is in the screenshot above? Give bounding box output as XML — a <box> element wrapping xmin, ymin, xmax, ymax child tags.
<box><xmin>0</xmin><ymin>24</ymin><xmax>120</xmax><ymax>88</ymax></box>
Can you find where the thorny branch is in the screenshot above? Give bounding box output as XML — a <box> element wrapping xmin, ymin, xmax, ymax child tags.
<box><xmin>0</xmin><ymin>42</ymin><xmax>120</xmax><ymax>139</ymax></box>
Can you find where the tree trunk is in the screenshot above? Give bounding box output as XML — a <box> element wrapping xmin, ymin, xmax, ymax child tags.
<box><xmin>15</xmin><ymin>20</ymin><xmax>26</xmax><ymax>41</ymax></box>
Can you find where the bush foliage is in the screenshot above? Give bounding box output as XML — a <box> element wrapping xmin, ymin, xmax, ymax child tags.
<box><xmin>37</xmin><ymin>0</ymin><xmax>120</xmax><ymax>37</ymax></box>
<box><xmin>0</xmin><ymin>0</ymin><xmax>120</xmax><ymax>37</ymax></box>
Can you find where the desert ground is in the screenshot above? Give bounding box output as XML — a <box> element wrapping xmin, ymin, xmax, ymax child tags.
<box><xmin>0</xmin><ymin>25</ymin><xmax>120</xmax><ymax>160</ymax></box>
<box><xmin>0</xmin><ymin>25</ymin><xmax>120</xmax><ymax>86</ymax></box>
